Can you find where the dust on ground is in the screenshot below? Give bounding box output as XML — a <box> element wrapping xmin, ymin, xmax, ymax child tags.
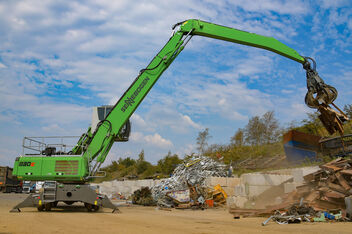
<box><xmin>1</xmin><ymin>193</ymin><xmax>352</xmax><ymax>234</ymax></box>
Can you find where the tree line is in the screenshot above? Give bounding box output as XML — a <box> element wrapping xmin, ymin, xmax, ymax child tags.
<box><xmin>99</xmin><ymin>104</ymin><xmax>352</xmax><ymax>181</ymax></box>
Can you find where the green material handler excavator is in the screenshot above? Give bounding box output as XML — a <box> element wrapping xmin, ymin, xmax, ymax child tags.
<box><xmin>10</xmin><ymin>19</ymin><xmax>347</xmax><ymax>212</ymax></box>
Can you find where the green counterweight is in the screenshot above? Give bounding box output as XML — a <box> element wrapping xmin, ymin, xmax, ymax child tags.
<box><xmin>13</xmin><ymin>19</ymin><xmax>306</xmax><ymax>182</ymax></box>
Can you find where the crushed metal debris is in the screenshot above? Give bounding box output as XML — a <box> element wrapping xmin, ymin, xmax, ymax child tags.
<box><xmin>262</xmin><ymin>202</ymin><xmax>346</xmax><ymax>226</ymax></box>
<box><xmin>151</xmin><ymin>156</ymin><xmax>227</xmax><ymax>207</ymax></box>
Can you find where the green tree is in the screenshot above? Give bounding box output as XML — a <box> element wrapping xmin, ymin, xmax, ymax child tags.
<box><xmin>243</xmin><ymin>111</ymin><xmax>280</xmax><ymax>145</ymax></box>
<box><xmin>118</xmin><ymin>157</ymin><xmax>136</xmax><ymax>168</ymax></box>
<box><xmin>344</xmin><ymin>104</ymin><xmax>352</xmax><ymax>119</ymax></box>
<box><xmin>298</xmin><ymin>112</ymin><xmax>324</xmax><ymax>136</ymax></box>
<box><xmin>136</xmin><ymin>150</ymin><xmax>149</xmax><ymax>174</ymax></box>
<box><xmin>196</xmin><ymin>128</ymin><xmax>211</xmax><ymax>154</ymax></box>
<box><xmin>244</xmin><ymin>116</ymin><xmax>265</xmax><ymax>145</ymax></box>
<box><xmin>137</xmin><ymin>149</ymin><xmax>145</xmax><ymax>162</ymax></box>
<box><xmin>262</xmin><ymin>111</ymin><xmax>280</xmax><ymax>144</ymax></box>
<box><xmin>231</xmin><ymin>128</ymin><xmax>244</xmax><ymax>146</ymax></box>
<box><xmin>136</xmin><ymin>161</ymin><xmax>151</xmax><ymax>174</ymax></box>
<box><xmin>157</xmin><ymin>151</ymin><xmax>182</xmax><ymax>175</ymax></box>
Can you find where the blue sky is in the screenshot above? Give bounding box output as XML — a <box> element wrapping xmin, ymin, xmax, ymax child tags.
<box><xmin>0</xmin><ymin>0</ymin><xmax>352</xmax><ymax>166</ymax></box>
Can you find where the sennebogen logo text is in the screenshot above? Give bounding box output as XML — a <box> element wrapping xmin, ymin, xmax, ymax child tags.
<box><xmin>121</xmin><ymin>77</ymin><xmax>150</xmax><ymax>112</ymax></box>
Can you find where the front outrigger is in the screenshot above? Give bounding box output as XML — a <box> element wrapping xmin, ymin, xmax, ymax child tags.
<box><xmin>11</xmin><ymin>19</ymin><xmax>347</xmax><ymax>212</ymax></box>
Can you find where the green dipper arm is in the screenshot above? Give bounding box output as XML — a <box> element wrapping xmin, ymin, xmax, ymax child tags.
<box><xmin>179</xmin><ymin>20</ymin><xmax>305</xmax><ymax>63</ymax></box>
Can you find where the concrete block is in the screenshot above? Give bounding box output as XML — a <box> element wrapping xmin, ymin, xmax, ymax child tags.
<box><xmin>111</xmin><ymin>180</ymin><xmax>123</xmax><ymax>187</ymax></box>
<box><xmin>123</xmin><ymin>180</ymin><xmax>137</xmax><ymax>187</ymax></box>
<box><xmin>241</xmin><ymin>173</ymin><xmax>292</xmax><ymax>186</ymax></box>
<box><xmin>130</xmin><ymin>186</ymin><xmax>141</xmax><ymax>194</ymax></box>
<box><xmin>284</xmin><ymin>182</ymin><xmax>301</xmax><ymax>193</ymax></box>
<box><xmin>144</xmin><ymin>179</ymin><xmax>154</xmax><ymax>187</ymax></box>
<box><xmin>292</xmin><ymin>169</ymin><xmax>304</xmax><ymax>183</ymax></box>
<box><xmin>233</xmin><ymin>196</ymin><xmax>248</xmax><ymax>208</ymax></box>
<box><xmin>206</xmin><ymin>177</ymin><xmax>227</xmax><ymax>187</ymax></box>
<box><xmin>223</xmin><ymin>187</ymin><xmax>235</xmax><ymax>197</ymax></box>
<box><xmin>99</xmin><ymin>186</ymin><xmax>115</xmax><ymax>196</ymax></box>
<box><xmin>234</xmin><ymin>184</ymin><xmax>246</xmax><ymax>196</ymax></box>
<box><xmin>134</xmin><ymin>179</ymin><xmax>150</xmax><ymax>188</ymax></box>
<box><xmin>301</xmin><ymin>166</ymin><xmax>320</xmax><ymax>176</ymax></box>
<box><xmin>247</xmin><ymin>185</ymin><xmax>272</xmax><ymax>197</ymax></box>
<box><xmin>266</xmin><ymin>166</ymin><xmax>319</xmax><ymax>177</ymax></box>
<box><xmin>226</xmin><ymin>178</ymin><xmax>241</xmax><ymax>187</ymax></box>
<box><xmin>226</xmin><ymin>196</ymin><xmax>235</xmax><ymax>207</ymax></box>
<box><xmin>101</xmin><ymin>181</ymin><xmax>113</xmax><ymax>187</ymax></box>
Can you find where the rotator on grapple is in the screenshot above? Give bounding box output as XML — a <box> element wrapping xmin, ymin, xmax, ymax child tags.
<box><xmin>303</xmin><ymin>57</ymin><xmax>348</xmax><ymax>136</ymax></box>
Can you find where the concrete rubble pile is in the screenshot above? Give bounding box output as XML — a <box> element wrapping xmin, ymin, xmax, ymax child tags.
<box><xmin>230</xmin><ymin>157</ymin><xmax>352</xmax><ymax>223</ymax></box>
<box><xmin>151</xmin><ymin>155</ymin><xmax>227</xmax><ymax>207</ymax></box>
<box><xmin>292</xmin><ymin>157</ymin><xmax>352</xmax><ymax>211</ymax></box>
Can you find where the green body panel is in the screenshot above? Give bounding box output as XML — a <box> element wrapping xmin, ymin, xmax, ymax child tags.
<box><xmin>13</xmin><ymin>19</ymin><xmax>306</xmax><ymax>182</ymax></box>
<box><xmin>14</xmin><ymin>156</ymin><xmax>87</xmax><ymax>181</ymax></box>
<box><xmin>14</xmin><ymin>156</ymin><xmax>88</xmax><ymax>181</ymax></box>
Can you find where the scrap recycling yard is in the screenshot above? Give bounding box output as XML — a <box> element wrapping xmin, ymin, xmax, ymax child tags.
<box><xmin>0</xmin><ymin>193</ymin><xmax>352</xmax><ymax>234</ymax></box>
<box><xmin>1</xmin><ymin>1</ymin><xmax>352</xmax><ymax>233</ymax></box>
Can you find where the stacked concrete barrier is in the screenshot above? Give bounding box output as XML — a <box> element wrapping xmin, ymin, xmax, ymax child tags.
<box><xmin>96</xmin><ymin>179</ymin><xmax>165</xmax><ymax>198</ymax></box>
<box><xmin>93</xmin><ymin>166</ymin><xmax>319</xmax><ymax>205</ymax></box>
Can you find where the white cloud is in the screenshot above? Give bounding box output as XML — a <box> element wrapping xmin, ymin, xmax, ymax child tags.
<box><xmin>142</xmin><ymin>106</ymin><xmax>204</xmax><ymax>134</ymax></box>
<box><xmin>181</xmin><ymin>115</ymin><xmax>202</xmax><ymax>130</ymax></box>
<box><xmin>144</xmin><ymin>133</ymin><xmax>173</xmax><ymax>148</ymax></box>
<box><xmin>130</xmin><ymin>132</ymin><xmax>173</xmax><ymax>149</ymax></box>
<box><xmin>176</xmin><ymin>144</ymin><xmax>196</xmax><ymax>157</ymax></box>
<box><xmin>41</xmin><ymin>124</ymin><xmax>64</xmax><ymax>133</ymax></box>
<box><xmin>319</xmin><ymin>0</ymin><xmax>350</xmax><ymax>9</ymax></box>
<box><xmin>130</xmin><ymin>132</ymin><xmax>144</xmax><ymax>142</ymax></box>
<box><xmin>230</xmin><ymin>0</ymin><xmax>308</xmax><ymax>15</ymax></box>
<box><xmin>131</xmin><ymin>114</ymin><xmax>147</xmax><ymax>128</ymax></box>
<box><xmin>0</xmin><ymin>63</ymin><xmax>6</xmax><ymax>68</ymax></box>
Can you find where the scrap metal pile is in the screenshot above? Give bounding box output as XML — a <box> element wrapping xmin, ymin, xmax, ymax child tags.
<box><xmin>151</xmin><ymin>156</ymin><xmax>227</xmax><ymax>207</ymax></box>
<box><xmin>262</xmin><ymin>202</ymin><xmax>345</xmax><ymax>226</ymax></box>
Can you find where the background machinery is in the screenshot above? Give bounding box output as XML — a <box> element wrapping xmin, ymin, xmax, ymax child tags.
<box><xmin>0</xmin><ymin>166</ymin><xmax>22</xmax><ymax>193</ymax></box>
<box><xmin>10</xmin><ymin>19</ymin><xmax>346</xmax><ymax>212</ymax></box>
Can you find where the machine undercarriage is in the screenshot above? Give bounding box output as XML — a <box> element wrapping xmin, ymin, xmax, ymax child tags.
<box><xmin>11</xmin><ymin>182</ymin><xmax>118</xmax><ymax>213</ymax></box>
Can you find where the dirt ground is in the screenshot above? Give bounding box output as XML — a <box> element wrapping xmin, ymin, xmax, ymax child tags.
<box><xmin>1</xmin><ymin>193</ymin><xmax>352</xmax><ymax>234</ymax></box>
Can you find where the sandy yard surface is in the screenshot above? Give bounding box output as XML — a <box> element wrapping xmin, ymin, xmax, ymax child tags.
<box><xmin>1</xmin><ymin>193</ymin><xmax>352</xmax><ymax>234</ymax></box>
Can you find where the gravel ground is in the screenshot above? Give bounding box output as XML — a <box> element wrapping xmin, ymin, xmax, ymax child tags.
<box><xmin>1</xmin><ymin>193</ymin><xmax>352</xmax><ymax>234</ymax></box>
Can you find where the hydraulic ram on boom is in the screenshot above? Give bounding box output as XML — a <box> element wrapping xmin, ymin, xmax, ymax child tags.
<box><xmin>11</xmin><ymin>19</ymin><xmax>347</xmax><ymax>212</ymax></box>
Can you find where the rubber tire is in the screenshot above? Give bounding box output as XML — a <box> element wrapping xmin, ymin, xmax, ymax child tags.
<box><xmin>85</xmin><ymin>203</ymin><xmax>93</xmax><ymax>212</ymax></box>
<box><xmin>37</xmin><ymin>205</ymin><xmax>44</xmax><ymax>211</ymax></box>
<box><xmin>16</xmin><ymin>187</ymin><xmax>22</xmax><ymax>193</ymax></box>
<box><xmin>44</xmin><ymin>203</ymin><xmax>51</xmax><ymax>211</ymax></box>
<box><xmin>92</xmin><ymin>205</ymin><xmax>100</xmax><ymax>212</ymax></box>
<box><xmin>4</xmin><ymin>186</ymin><xmax>11</xmax><ymax>193</ymax></box>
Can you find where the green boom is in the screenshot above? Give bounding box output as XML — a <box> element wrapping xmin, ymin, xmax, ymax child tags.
<box><xmin>13</xmin><ymin>19</ymin><xmax>305</xmax><ymax>182</ymax></box>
